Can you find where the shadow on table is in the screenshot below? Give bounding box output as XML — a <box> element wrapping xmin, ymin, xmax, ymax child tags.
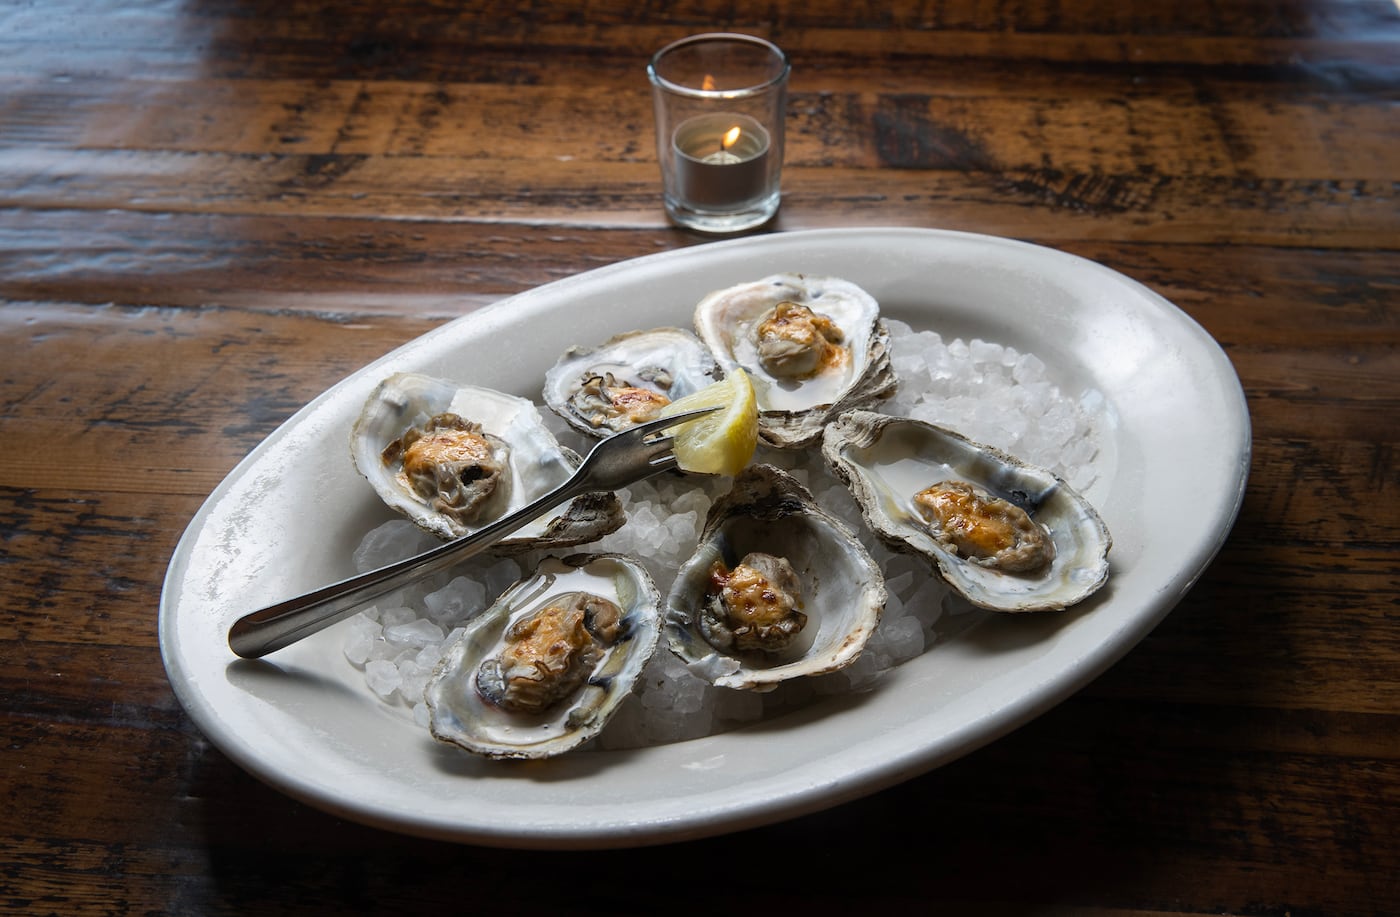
<box><xmin>186</xmin><ymin>499</ymin><xmax>1289</xmax><ymax>914</ymax></box>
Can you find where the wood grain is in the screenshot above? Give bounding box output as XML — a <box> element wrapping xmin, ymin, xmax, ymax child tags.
<box><xmin>2</xmin><ymin>0</ymin><xmax>1397</xmax><ymax>914</ymax></box>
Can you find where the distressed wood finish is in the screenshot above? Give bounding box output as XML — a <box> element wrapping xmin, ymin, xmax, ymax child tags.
<box><xmin>2</xmin><ymin>1</ymin><xmax>1396</xmax><ymax>914</ymax></box>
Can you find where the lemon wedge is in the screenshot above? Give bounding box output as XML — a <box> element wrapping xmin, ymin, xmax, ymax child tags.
<box><xmin>659</xmin><ymin>368</ymin><xmax>759</xmax><ymax>476</ymax></box>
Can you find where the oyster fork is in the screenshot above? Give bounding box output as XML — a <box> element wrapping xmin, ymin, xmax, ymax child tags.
<box><xmin>227</xmin><ymin>405</ymin><xmax>719</xmax><ymax>659</ymax></box>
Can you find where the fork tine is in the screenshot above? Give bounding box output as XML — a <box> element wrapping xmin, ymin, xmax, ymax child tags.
<box><xmin>648</xmin><ymin>451</ymin><xmax>680</xmax><ymax>472</ymax></box>
<box><xmin>634</xmin><ymin>408</ymin><xmax>718</xmax><ymax>466</ymax></box>
<box><xmin>633</xmin><ymin>406</ymin><xmax>720</xmax><ymax>468</ymax></box>
<box><xmin>630</xmin><ymin>405</ymin><xmax>723</xmax><ymax>443</ymax></box>
<box><xmin>571</xmin><ymin>405</ymin><xmax>722</xmax><ymax>490</ymax></box>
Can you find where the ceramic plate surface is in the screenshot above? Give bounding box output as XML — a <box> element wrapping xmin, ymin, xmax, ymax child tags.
<box><xmin>159</xmin><ymin>228</ymin><xmax>1250</xmax><ymax>848</ymax></box>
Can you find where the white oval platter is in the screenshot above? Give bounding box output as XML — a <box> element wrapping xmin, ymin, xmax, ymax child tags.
<box><xmin>159</xmin><ymin>227</ymin><xmax>1250</xmax><ymax>848</ymax></box>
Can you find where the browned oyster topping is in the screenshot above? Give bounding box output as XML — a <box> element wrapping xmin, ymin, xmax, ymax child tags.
<box><xmin>913</xmin><ymin>480</ymin><xmax>1054</xmax><ymax>573</ymax></box>
<box><xmin>754</xmin><ymin>301</ymin><xmax>849</xmax><ymax>379</ymax></box>
<box><xmin>701</xmin><ymin>552</ymin><xmax>807</xmax><ymax>654</ymax></box>
<box><xmin>567</xmin><ymin>372</ymin><xmax>672</xmax><ymax>431</ymax></box>
<box><xmin>475</xmin><ymin>591</ymin><xmax>623</xmax><ymax>715</ymax></box>
<box><xmin>381</xmin><ymin>412</ymin><xmax>508</xmax><ymax>526</ymax></box>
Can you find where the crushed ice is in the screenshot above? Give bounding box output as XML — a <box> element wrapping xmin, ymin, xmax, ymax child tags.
<box><xmin>342</xmin><ymin>321</ymin><xmax>1107</xmax><ymax>749</ymax></box>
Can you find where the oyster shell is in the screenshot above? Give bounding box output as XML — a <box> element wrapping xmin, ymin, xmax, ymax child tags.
<box><xmin>542</xmin><ymin>327</ymin><xmax>720</xmax><ymax>437</ymax></box>
<box><xmin>425</xmin><ymin>554</ymin><xmax>662</xmax><ymax>760</ymax></box>
<box><xmin>666</xmin><ymin>464</ymin><xmax>886</xmax><ymax>692</ymax></box>
<box><xmin>822</xmin><ymin>410</ymin><xmax>1111</xmax><ymax>612</ymax></box>
<box><xmin>350</xmin><ymin>372</ymin><xmax>623</xmax><ymax>551</ymax></box>
<box><xmin>693</xmin><ymin>273</ymin><xmax>896</xmax><ymax>448</ymax></box>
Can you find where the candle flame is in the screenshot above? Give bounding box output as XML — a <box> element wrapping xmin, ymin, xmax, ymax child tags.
<box><xmin>701</xmin><ymin>74</ymin><xmax>716</xmax><ymax>91</ymax></box>
<box><xmin>722</xmin><ymin>126</ymin><xmax>742</xmax><ymax>150</ymax></box>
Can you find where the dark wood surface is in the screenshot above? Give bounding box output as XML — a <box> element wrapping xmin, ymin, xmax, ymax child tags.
<box><xmin>3</xmin><ymin>1</ymin><xmax>1397</xmax><ymax>914</ymax></box>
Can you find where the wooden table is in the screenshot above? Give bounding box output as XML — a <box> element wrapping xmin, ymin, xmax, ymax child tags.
<box><xmin>4</xmin><ymin>2</ymin><xmax>1397</xmax><ymax>913</ymax></box>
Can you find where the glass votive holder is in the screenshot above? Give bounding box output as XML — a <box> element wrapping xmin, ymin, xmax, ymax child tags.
<box><xmin>648</xmin><ymin>33</ymin><xmax>789</xmax><ymax>233</ymax></box>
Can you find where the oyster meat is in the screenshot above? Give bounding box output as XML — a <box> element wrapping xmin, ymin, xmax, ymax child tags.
<box><xmin>700</xmin><ymin>551</ymin><xmax>807</xmax><ymax>654</ymax></box>
<box><xmin>380</xmin><ymin>412</ymin><xmax>511</xmax><ymax>528</ymax></box>
<box><xmin>693</xmin><ymin>273</ymin><xmax>896</xmax><ymax>448</ymax></box>
<box><xmin>474</xmin><ymin>589</ymin><xmax>624</xmax><ymax>716</ymax></box>
<box><xmin>425</xmin><ymin>554</ymin><xmax>662</xmax><ymax>759</ymax></box>
<box><xmin>822</xmin><ymin>410</ymin><xmax>1111</xmax><ymax>612</ymax></box>
<box><xmin>351</xmin><ymin>372</ymin><xmax>623</xmax><ymax>551</ymax></box>
<box><xmin>913</xmin><ymin>480</ymin><xmax>1055</xmax><ymax>573</ymax></box>
<box><xmin>666</xmin><ymin>464</ymin><xmax>886</xmax><ymax>692</ymax></box>
<box><xmin>543</xmin><ymin>327</ymin><xmax>719</xmax><ymax>437</ymax></box>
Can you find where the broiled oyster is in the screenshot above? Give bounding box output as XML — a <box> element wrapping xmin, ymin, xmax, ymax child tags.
<box><xmin>474</xmin><ymin>589</ymin><xmax>624</xmax><ymax>716</ymax></box>
<box><xmin>543</xmin><ymin>327</ymin><xmax>719</xmax><ymax>437</ymax></box>
<box><xmin>666</xmin><ymin>464</ymin><xmax>886</xmax><ymax>692</ymax></box>
<box><xmin>379</xmin><ymin>412</ymin><xmax>511</xmax><ymax>528</ymax></box>
<box><xmin>912</xmin><ymin>480</ymin><xmax>1055</xmax><ymax>574</ymax></box>
<box><xmin>425</xmin><ymin>554</ymin><xmax>662</xmax><ymax>759</ymax></box>
<box><xmin>693</xmin><ymin>274</ymin><xmax>896</xmax><ymax>448</ymax></box>
<box><xmin>351</xmin><ymin>373</ymin><xmax>623</xmax><ymax>552</ymax></box>
<box><xmin>822</xmin><ymin>411</ymin><xmax>1111</xmax><ymax>612</ymax></box>
<box><xmin>700</xmin><ymin>551</ymin><xmax>807</xmax><ymax>654</ymax></box>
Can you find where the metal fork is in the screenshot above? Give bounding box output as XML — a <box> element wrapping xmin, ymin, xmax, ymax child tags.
<box><xmin>226</xmin><ymin>405</ymin><xmax>719</xmax><ymax>658</ymax></box>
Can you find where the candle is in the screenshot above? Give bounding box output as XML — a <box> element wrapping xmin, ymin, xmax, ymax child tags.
<box><xmin>673</xmin><ymin>113</ymin><xmax>771</xmax><ymax>209</ymax></box>
<box><xmin>648</xmin><ymin>33</ymin><xmax>789</xmax><ymax>232</ymax></box>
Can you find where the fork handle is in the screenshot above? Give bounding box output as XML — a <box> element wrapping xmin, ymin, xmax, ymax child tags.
<box><xmin>227</xmin><ymin>475</ymin><xmax>590</xmax><ymax>659</ymax></box>
<box><xmin>227</xmin><ymin>404</ymin><xmax>717</xmax><ymax>658</ymax></box>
